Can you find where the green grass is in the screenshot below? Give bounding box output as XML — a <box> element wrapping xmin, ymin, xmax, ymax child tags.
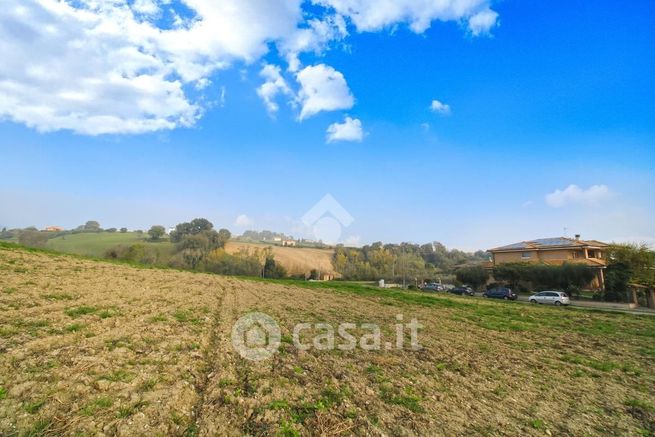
<box><xmin>247</xmin><ymin>278</ymin><xmax>655</xmax><ymax>340</ymax></box>
<box><xmin>0</xmin><ymin>386</ymin><xmax>6</xmax><ymax>400</ymax></box>
<box><xmin>45</xmin><ymin>232</ymin><xmax>173</xmax><ymax>258</ymax></box>
<box><xmin>43</xmin><ymin>292</ymin><xmax>75</xmax><ymax>301</ymax></box>
<box><xmin>148</xmin><ymin>314</ymin><xmax>168</xmax><ymax>323</ymax></box>
<box><xmin>65</xmin><ymin>306</ymin><xmax>97</xmax><ymax>318</ymax></box>
<box><xmin>99</xmin><ymin>369</ymin><xmax>135</xmax><ymax>383</ymax></box>
<box><xmin>65</xmin><ymin>323</ymin><xmax>85</xmax><ymax>333</ymax></box>
<box><xmin>81</xmin><ymin>397</ymin><xmax>113</xmax><ymax>416</ymax></box>
<box><xmin>624</xmin><ymin>398</ymin><xmax>654</xmax><ymax>411</ymax></box>
<box><xmin>24</xmin><ymin>399</ymin><xmax>46</xmax><ymax>414</ymax></box>
<box><xmin>380</xmin><ymin>386</ymin><xmax>424</xmax><ymax>413</ymax></box>
<box><xmin>117</xmin><ymin>400</ymin><xmax>148</xmax><ymax>418</ymax></box>
<box><xmin>173</xmin><ymin>309</ymin><xmax>203</xmax><ymax>324</ymax></box>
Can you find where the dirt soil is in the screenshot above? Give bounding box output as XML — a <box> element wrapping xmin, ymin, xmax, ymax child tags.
<box><xmin>1</xmin><ymin>247</ymin><xmax>654</xmax><ymax>436</ymax></box>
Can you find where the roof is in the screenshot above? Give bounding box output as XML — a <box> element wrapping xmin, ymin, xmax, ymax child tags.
<box><xmin>489</xmin><ymin>237</ymin><xmax>608</xmax><ymax>252</ymax></box>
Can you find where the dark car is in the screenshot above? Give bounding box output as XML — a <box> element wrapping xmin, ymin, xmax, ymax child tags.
<box><xmin>483</xmin><ymin>287</ymin><xmax>517</xmax><ymax>300</ymax></box>
<box><xmin>450</xmin><ymin>286</ymin><xmax>474</xmax><ymax>296</ymax></box>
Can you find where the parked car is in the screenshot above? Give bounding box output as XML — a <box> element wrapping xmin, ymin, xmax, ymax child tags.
<box><xmin>529</xmin><ymin>291</ymin><xmax>570</xmax><ymax>306</ymax></box>
<box><xmin>450</xmin><ymin>286</ymin><xmax>474</xmax><ymax>296</ymax></box>
<box><xmin>482</xmin><ymin>287</ymin><xmax>517</xmax><ymax>300</ymax></box>
<box><xmin>421</xmin><ymin>283</ymin><xmax>441</xmax><ymax>292</ymax></box>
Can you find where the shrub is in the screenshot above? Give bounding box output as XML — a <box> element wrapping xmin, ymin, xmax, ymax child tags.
<box><xmin>18</xmin><ymin>230</ymin><xmax>49</xmax><ymax>248</ymax></box>
<box><xmin>455</xmin><ymin>265</ymin><xmax>489</xmax><ymax>291</ymax></box>
<box><xmin>493</xmin><ymin>263</ymin><xmax>596</xmax><ymax>293</ymax></box>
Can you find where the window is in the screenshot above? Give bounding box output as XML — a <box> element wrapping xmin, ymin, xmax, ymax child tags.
<box><xmin>521</xmin><ymin>252</ymin><xmax>531</xmax><ymax>259</ymax></box>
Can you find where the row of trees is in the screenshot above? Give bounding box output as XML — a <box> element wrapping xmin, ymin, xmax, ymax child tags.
<box><xmin>491</xmin><ymin>262</ymin><xmax>596</xmax><ymax>295</ymax></box>
<box><xmin>332</xmin><ymin>242</ymin><xmax>489</xmax><ymax>281</ymax></box>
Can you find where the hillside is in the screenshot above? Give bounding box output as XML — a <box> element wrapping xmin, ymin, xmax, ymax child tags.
<box><xmin>46</xmin><ymin>232</ymin><xmax>173</xmax><ymax>258</ymax></box>
<box><xmin>1</xmin><ymin>245</ymin><xmax>654</xmax><ymax>435</ymax></box>
<box><xmin>225</xmin><ymin>241</ymin><xmax>337</xmax><ymax>277</ymax></box>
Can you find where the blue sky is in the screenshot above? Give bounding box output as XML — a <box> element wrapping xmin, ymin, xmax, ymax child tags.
<box><xmin>0</xmin><ymin>0</ymin><xmax>654</xmax><ymax>250</ymax></box>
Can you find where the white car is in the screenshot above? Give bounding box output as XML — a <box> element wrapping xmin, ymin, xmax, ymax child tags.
<box><xmin>529</xmin><ymin>291</ymin><xmax>570</xmax><ymax>306</ymax></box>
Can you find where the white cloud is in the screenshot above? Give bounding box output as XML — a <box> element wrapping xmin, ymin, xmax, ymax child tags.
<box><xmin>235</xmin><ymin>214</ymin><xmax>255</xmax><ymax>227</ymax></box>
<box><xmin>0</xmin><ymin>0</ymin><xmax>498</xmax><ymax>135</ymax></box>
<box><xmin>132</xmin><ymin>0</ymin><xmax>159</xmax><ymax>16</ymax></box>
<box><xmin>430</xmin><ymin>99</ymin><xmax>451</xmax><ymax>115</ymax></box>
<box><xmin>545</xmin><ymin>184</ymin><xmax>612</xmax><ymax>208</ymax></box>
<box><xmin>279</xmin><ymin>14</ymin><xmax>348</xmax><ymax>72</ymax></box>
<box><xmin>314</xmin><ymin>0</ymin><xmax>498</xmax><ymax>34</ymax></box>
<box><xmin>468</xmin><ymin>9</ymin><xmax>499</xmax><ymax>36</ymax></box>
<box><xmin>296</xmin><ymin>64</ymin><xmax>354</xmax><ymax>120</ymax></box>
<box><xmin>326</xmin><ymin>116</ymin><xmax>363</xmax><ymax>143</ymax></box>
<box><xmin>256</xmin><ymin>64</ymin><xmax>293</xmax><ymax>114</ymax></box>
<box><xmin>0</xmin><ymin>0</ymin><xmax>301</xmax><ymax>134</ymax></box>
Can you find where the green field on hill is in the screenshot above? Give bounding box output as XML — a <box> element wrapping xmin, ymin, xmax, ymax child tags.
<box><xmin>46</xmin><ymin>232</ymin><xmax>173</xmax><ymax>257</ymax></box>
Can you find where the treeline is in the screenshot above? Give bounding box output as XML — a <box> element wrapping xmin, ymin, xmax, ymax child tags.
<box><xmin>106</xmin><ymin>218</ymin><xmax>287</xmax><ymax>278</ymax></box>
<box><xmin>333</xmin><ymin>242</ymin><xmax>489</xmax><ymax>281</ymax></box>
<box><xmin>238</xmin><ymin>230</ymin><xmax>290</xmax><ymax>242</ymax></box>
<box><xmin>0</xmin><ymin>221</ymin><xmax>136</xmax><ymax>248</ymax></box>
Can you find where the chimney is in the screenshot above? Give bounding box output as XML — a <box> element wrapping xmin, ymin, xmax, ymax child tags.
<box><xmin>574</xmin><ymin>234</ymin><xmax>580</xmax><ymax>240</ymax></box>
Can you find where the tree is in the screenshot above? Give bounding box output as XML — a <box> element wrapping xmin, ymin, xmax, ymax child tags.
<box><xmin>83</xmin><ymin>221</ymin><xmax>101</xmax><ymax>232</ymax></box>
<box><xmin>264</xmin><ymin>256</ymin><xmax>287</xmax><ymax>279</ymax></box>
<box><xmin>177</xmin><ymin>234</ymin><xmax>210</xmax><ymax>269</ymax></box>
<box><xmin>170</xmin><ymin>218</ymin><xmax>214</xmax><ymax>243</ymax></box>
<box><xmin>168</xmin><ymin>219</ymin><xmax>231</xmax><ymax>270</ymax></box>
<box><xmin>106</xmin><ymin>228</ymin><xmax>117</xmax><ymax>233</ymax></box>
<box><xmin>455</xmin><ymin>265</ymin><xmax>489</xmax><ymax>291</ymax></box>
<box><xmin>492</xmin><ymin>263</ymin><xmax>524</xmax><ymax>290</ymax></box>
<box><xmin>606</xmin><ymin>243</ymin><xmax>655</xmax><ymax>287</ymax></box>
<box><xmin>120</xmin><ymin>228</ymin><xmax>128</xmax><ymax>233</ymax></box>
<box><xmin>19</xmin><ymin>230</ymin><xmax>49</xmax><ymax>248</ymax></box>
<box><xmin>148</xmin><ymin>225</ymin><xmax>166</xmax><ymax>241</ymax></box>
<box><xmin>217</xmin><ymin>228</ymin><xmax>232</xmax><ymax>248</ymax></box>
<box><xmin>0</xmin><ymin>228</ymin><xmax>15</xmax><ymax>240</ymax></box>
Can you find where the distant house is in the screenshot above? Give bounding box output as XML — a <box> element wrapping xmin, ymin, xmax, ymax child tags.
<box><xmin>488</xmin><ymin>236</ymin><xmax>608</xmax><ymax>289</ymax></box>
<box><xmin>44</xmin><ymin>226</ymin><xmax>64</xmax><ymax>232</ymax></box>
<box><xmin>282</xmin><ymin>239</ymin><xmax>297</xmax><ymax>247</ymax></box>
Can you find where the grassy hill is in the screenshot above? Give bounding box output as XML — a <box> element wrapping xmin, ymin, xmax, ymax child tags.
<box><xmin>1</xmin><ymin>244</ymin><xmax>654</xmax><ymax>435</ymax></box>
<box><xmin>46</xmin><ymin>232</ymin><xmax>173</xmax><ymax>257</ymax></box>
<box><xmin>41</xmin><ymin>234</ymin><xmax>331</xmax><ymax>276</ymax></box>
<box><xmin>225</xmin><ymin>241</ymin><xmax>336</xmax><ymax>277</ymax></box>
